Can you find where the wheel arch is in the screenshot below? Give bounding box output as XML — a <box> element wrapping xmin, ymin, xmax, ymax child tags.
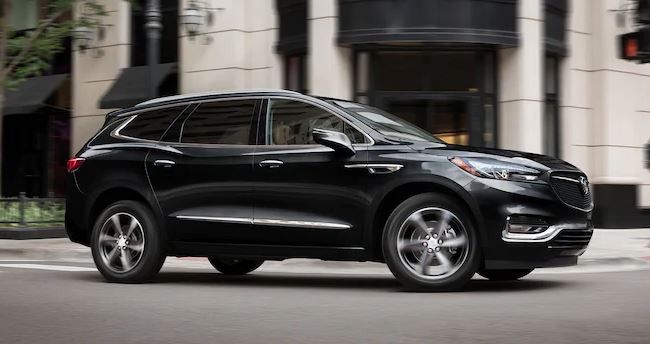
<box><xmin>85</xmin><ymin>185</ymin><xmax>160</xmax><ymax>245</ymax></box>
<box><xmin>368</xmin><ymin>179</ymin><xmax>485</xmax><ymax>261</ymax></box>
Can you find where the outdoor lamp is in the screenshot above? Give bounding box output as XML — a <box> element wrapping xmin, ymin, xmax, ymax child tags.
<box><xmin>72</xmin><ymin>26</ymin><xmax>94</xmax><ymax>51</ymax></box>
<box><xmin>181</xmin><ymin>2</ymin><xmax>204</xmax><ymax>38</ymax></box>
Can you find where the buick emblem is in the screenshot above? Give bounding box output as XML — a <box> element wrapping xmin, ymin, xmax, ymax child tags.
<box><xmin>579</xmin><ymin>176</ymin><xmax>590</xmax><ymax>195</ymax></box>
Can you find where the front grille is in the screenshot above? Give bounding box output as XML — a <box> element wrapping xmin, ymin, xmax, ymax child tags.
<box><xmin>549</xmin><ymin>172</ymin><xmax>593</xmax><ymax>211</ymax></box>
<box><xmin>548</xmin><ymin>228</ymin><xmax>593</xmax><ymax>249</ymax></box>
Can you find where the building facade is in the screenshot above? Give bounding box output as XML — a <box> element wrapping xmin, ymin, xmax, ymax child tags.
<box><xmin>63</xmin><ymin>0</ymin><xmax>650</xmax><ymax>227</ymax></box>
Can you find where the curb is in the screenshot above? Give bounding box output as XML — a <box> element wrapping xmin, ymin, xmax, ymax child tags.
<box><xmin>0</xmin><ymin>227</ymin><xmax>67</xmax><ymax>240</ymax></box>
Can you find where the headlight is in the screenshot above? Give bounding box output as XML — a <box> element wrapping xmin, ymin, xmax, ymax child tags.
<box><xmin>450</xmin><ymin>157</ymin><xmax>542</xmax><ymax>181</ymax></box>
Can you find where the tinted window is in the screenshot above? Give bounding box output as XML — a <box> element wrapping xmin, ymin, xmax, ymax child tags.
<box><xmin>120</xmin><ymin>105</ymin><xmax>187</xmax><ymax>141</ymax></box>
<box><xmin>180</xmin><ymin>99</ymin><xmax>256</xmax><ymax>144</ymax></box>
<box><xmin>268</xmin><ymin>99</ymin><xmax>366</xmax><ymax>145</ymax></box>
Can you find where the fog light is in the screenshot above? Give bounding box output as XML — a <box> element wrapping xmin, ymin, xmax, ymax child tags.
<box><xmin>505</xmin><ymin>222</ymin><xmax>549</xmax><ymax>234</ymax></box>
<box><xmin>502</xmin><ymin>216</ymin><xmax>557</xmax><ymax>242</ymax></box>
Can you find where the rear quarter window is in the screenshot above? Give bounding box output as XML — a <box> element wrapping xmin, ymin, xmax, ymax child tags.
<box><xmin>118</xmin><ymin>105</ymin><xmax>188</xmax><ymax>141</ymax></box>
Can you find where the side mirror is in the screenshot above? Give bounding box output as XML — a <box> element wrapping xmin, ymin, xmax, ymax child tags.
<box><xmin>312</xmin><ymin>128</ymin><xmax>356</xmax><ymax>157</ymax></box>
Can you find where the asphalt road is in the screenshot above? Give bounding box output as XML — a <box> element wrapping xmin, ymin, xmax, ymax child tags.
<box><xmin>0</xmin><ymin>261</ymin><xmax>649</xmax><ymax>344</ymax></box>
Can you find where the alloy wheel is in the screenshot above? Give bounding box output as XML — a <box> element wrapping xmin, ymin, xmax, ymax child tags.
<box><xmin>98</xmin><ymin>212</ymin><xmax>145</xmax><ymax>273</ymax></box>
<box><xmin>396</xmin><ymin>207</ymin><xmax>469</xmax><ymax>280</ymax></box>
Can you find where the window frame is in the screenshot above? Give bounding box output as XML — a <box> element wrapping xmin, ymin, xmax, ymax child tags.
<box><xmin>352</xmin><ymin>46</ymin><xmax>499</xmax><ymax>148</ymax></box>
<box><xmin>261</xmin><ymin>97</ymin><xmax>374</xmax><ymax>147</ymax></box>
<box><xmin>283</xmin><ymin>53</ymin><xmax>309</xmax><ymax>94</ymax></box>
<box><xmin>112</xmin><ymin>103</ymin><xmax>192</xmax><ymax>143</ymax></box>
<box><xmin>172</xmin><ymin>97</ymin><xmax>263</xmax><ymax>147</ymax></box>
<box><xmin>544</xmin><ymin>54</ymin><xmax>561</xmax><ymax>158</ymax></box>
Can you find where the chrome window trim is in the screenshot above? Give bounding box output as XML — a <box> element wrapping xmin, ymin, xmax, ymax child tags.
<box><xmin>176</xmin><ymin>215</ymin><xmax>351</xmax><ymax>230</ymax></box>
<box><xmin>502</xmin><ymin>221</ymin><xmax>591</xmax><ymax>243</ymax></box>
<box><xmin>111</xmin><ymin>102</ymin><xmax>194</xmax><ymax>143</ymax></box>
<box><xmin>265</xmin><ymin>96</ymin><xmax>375</xmax><ymax>146</ymax></box>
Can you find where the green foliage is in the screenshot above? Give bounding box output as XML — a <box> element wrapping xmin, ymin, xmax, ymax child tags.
<box><xmin>2</xmin><ymin>0</ymin><xmax>107</xmax><ymax>89</ymax></box>
<box><xmin>0</xmin><ymin>199</ymin><xmax>65</xmax><ymax>228</ymax></box>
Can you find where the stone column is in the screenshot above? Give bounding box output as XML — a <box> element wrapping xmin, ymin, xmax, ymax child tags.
<box><xmin>497</xmin><ymin>0</ymin><xmax>544</xmax><ymax>153</ymax></box>
<box><xmin>307</xmin><ymin>0</ymin><xmax>352</xmax><ymax>99</ymax></box>
<box><xmin>71</xmin><ymin>0</ymin><xmax>130</xmax><ymax>152</ymax></box>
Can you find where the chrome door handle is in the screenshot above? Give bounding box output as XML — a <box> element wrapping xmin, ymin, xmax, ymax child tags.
<box><xmin>153</xmin><ymin>159</ymin><xmax>176</xmax><ymax>167</ymax></box>
<box><xmin>259</xmin><ymin>159</ymin><xmax>284</xmax><ymax>168</ymax></box>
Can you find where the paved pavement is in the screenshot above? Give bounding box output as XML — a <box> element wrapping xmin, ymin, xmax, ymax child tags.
<box><xmin>0</xmin><ymin>229</ymin><xmax>649</xmax><ymax>343</ymax></box>
<box><xmin>0</xmin><ymin>261</ymin><xmax>648</xmax><ymax>343</ymax></box>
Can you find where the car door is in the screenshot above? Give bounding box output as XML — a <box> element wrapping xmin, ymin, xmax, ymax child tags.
<box><xmin>146</xmin><ymin>97</ymin><xmax>262</xmax><ymax>244</ymax></box>
<box><xmin>251</xmin><ymin>97</ymin><xmax>372</xmax><ymax>248</ymax></box>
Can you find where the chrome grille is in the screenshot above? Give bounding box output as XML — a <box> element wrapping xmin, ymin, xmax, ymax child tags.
<box><xmin>549</xmin><ymin>172</ymin><xmax>593</xmax><ymax>211</ymax></box>
<box><xmin>548</xmin><ymin>228</ymin><xmax>593</xmax><ymax>249</ymax></box>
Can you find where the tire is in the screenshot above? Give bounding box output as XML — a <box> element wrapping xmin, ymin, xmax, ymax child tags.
<box><xmin>477</xmin><ymin>268</ymin><xmax>534</xmax><ymax>281</ymax></box>
<box><xmin>208</xmin><ymin>257</ymin><xmax>264</xmax><ymax>275</ymax></box>
<box><xmin>91</xmin><ymin>200</ymin><xmax>166</xmax><ymax>283</ymax></box>
<box><xmin>382</xmin><ymin>193</ymin><xmax>481</xmax><ymax>291</ymax></box>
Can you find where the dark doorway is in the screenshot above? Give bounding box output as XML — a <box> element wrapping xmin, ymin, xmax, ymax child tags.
<box><xmin>354</xmin><ymin>49</ymin><xmax>497</xmax><ymax>147</ymax></box>
<box><xmin>377</xmin><ymin>93</ymin><xmax>481</xmax><ymax>146</ymax></box>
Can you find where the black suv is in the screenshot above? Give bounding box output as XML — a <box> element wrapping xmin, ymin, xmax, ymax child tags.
<box><xmin>66</xmin><ymin>90</ymin><xmax>593</xmax><ymax>290</ymax></box>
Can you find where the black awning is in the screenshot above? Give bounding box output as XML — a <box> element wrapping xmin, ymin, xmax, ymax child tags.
<box><xmin>3</xmin><ymin>74</ymin><xmax>69</xmax><ymax>115</ymax></box>
<box><xmin>99</xmin><ymin>63</ymin><xmax>177</xmax><ymax>109</ymax></box>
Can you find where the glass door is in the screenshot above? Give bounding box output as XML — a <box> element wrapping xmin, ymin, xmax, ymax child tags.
<box><xmin>379</xmin><ymin>94</ymin><xmax>481</xmax><ymax>146</ymax></box>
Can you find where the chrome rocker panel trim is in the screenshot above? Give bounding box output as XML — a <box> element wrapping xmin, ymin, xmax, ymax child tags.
<box><xmin>176</xmin><ymin>215</ymin><xmax>351</xmax><ymax>230</ymax></box>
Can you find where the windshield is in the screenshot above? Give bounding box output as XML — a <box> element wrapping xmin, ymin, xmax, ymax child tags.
<box><xmin>327</xmin><ymin>100</ymin><xmax>443</xmax><ymax>143</ymax></box>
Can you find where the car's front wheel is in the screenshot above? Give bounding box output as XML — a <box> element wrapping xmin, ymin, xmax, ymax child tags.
<box><xmin>383</xmin><ymin>193</ymin><xmax>480</xmax><ymax>291</ymax></box>
<box><xmin>91</xmin><ymin>200</ymin><xmax>166</xmax><ymax>283</ymax></box>
<box><xmin>477</xmin><ymin>268</ymin><xmax>534</xmax><ymax>281</ymax></box>
<box><xmin>208</xmin><ymin>257</ymin><xmax>264</xmax><ymax>275</ymax></box>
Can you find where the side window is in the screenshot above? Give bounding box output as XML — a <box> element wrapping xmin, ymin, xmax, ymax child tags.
<box><xmin>119</xmin><ymin>105</ymin><xmax>187</xmax><ymax>141</ymax></box>
<box><xmin>268</xmin><ymin>99</ymin><xmax>367</xmax><ymax>145</ymax></box>
<box><xmin>180</xmin><ymin>99</ymin><xmax>257</xmax><ymax>145</ymax></box>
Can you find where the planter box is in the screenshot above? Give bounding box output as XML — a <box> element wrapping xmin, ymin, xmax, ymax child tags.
<box><xmin>0</xmin><ymin>227</ymin><xmax>66</xmax><ymax>240</ymax></box>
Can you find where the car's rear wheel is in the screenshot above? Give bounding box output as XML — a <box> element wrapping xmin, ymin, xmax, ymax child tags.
<box><xmin>382</xmin><ymin>193</ymin><xmax>480</xmax><ymax>291</ymax></box>
<box><xmin>208</xmin><ymin>257</ymin><xmax>264</xmax><ymax>275</ymax></box>
<box><xmin>91</xmin><ymin>200</ymin><xmax>166</xmax><ymax>283</ymax></box>
<box><xmin>477</xmin><ymin>268</ymin><xmax>534</xmax><ymax>281</ymax></box>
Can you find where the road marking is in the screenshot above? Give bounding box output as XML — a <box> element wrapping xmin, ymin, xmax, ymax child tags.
<box><xmin>0</xmin><ymin>263</ymin><xmax>96</xmax><ymax>272</ymax></box>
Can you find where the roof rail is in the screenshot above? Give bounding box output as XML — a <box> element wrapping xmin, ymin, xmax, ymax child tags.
<box><xmin>136</xmin><ymin>89</ymin><xmax>301</xmax><ymax>107</ymax></box>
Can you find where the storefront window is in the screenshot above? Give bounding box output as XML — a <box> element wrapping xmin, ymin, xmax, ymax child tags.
<box><xmin>544</xmin><ymin>55</ymin><xmax>560</xmax><ymax>157</ymax></box>
<box><xmin>353</xmin><ymin>49</ymin><xmax>497</xmax><ymax>148</ymax></box>
<box><xmin>9</xmin><ymin>0</ymin><xmax>38</xmax><ymax>31</ymax></box>
<box><xmin>284</xmin><ymin>54</ymin><xmax>308</xmax><ymax>94</ymax></box>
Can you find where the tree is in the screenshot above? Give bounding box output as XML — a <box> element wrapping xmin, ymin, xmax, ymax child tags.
<box><xmin>0</xmin><ymin>0</ymin><xmax>105</xmax><ymax>195</ymax></box>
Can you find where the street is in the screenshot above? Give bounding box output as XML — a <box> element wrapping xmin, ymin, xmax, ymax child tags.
<box><xmin>1</xmin><ymin>259</ymin><xmax>649</xmax><ymax>344</ymax></box>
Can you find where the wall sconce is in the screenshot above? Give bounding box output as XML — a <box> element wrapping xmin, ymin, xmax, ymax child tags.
<box><xmin>72</xmin><ymin>26</ymin><xmax>94</xmax><ymax>51</ymax></box>
<box><xmin>181</xmin><ymin>2</ymin><xmax>204</xmax><ymax>37</ymax></box>
<box><xmin>181</xmin><ymin>0</ymin><xmax>223</xmax><ymax>44</ymax></box>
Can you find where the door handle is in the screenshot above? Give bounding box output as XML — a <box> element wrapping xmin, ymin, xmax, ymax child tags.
<box><xmin>153</xmin><ymin>159</ymin><xmax>176</xmax><ymax>167</ymax></box>
<box><xmin>259</xmin><ymin>159</ymin><xmax>283</xmax><ymax>168</ymax></box>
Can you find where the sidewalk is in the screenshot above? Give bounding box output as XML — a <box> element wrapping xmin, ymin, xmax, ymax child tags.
<box><xmin>0</xmin><ymin>229</ymin><xmax>649</xmax><ymax>274</ymax></box>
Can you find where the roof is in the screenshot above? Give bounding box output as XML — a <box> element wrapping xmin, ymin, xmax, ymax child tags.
<box><xmin>135</xmin><ymin>89</ymin><xmax>301</xmax><ymax>107</ymax></box>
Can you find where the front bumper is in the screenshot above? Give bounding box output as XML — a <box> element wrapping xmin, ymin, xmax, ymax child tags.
<box><xmin>466</xmin><ymin>177</ymin><xmax>593</xmax><ymax>270</ymax></box>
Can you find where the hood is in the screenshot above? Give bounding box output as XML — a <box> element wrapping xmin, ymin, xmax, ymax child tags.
<box><xmin>415</xmin><ymin>143</ymin><xmax>580</xmax><ymax>172</ymax></box>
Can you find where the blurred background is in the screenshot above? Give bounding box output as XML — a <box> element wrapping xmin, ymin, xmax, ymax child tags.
<box><xmin>0</xmin><ymin>0</ymin><xmax>649</xmax><ymax>230</ymax></box>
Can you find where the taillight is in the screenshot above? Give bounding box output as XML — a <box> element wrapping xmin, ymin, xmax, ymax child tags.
<box><xmin>67</xmin><ymin>158</ymin><xmax>85</xmax><ymax>173</ymax></box>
